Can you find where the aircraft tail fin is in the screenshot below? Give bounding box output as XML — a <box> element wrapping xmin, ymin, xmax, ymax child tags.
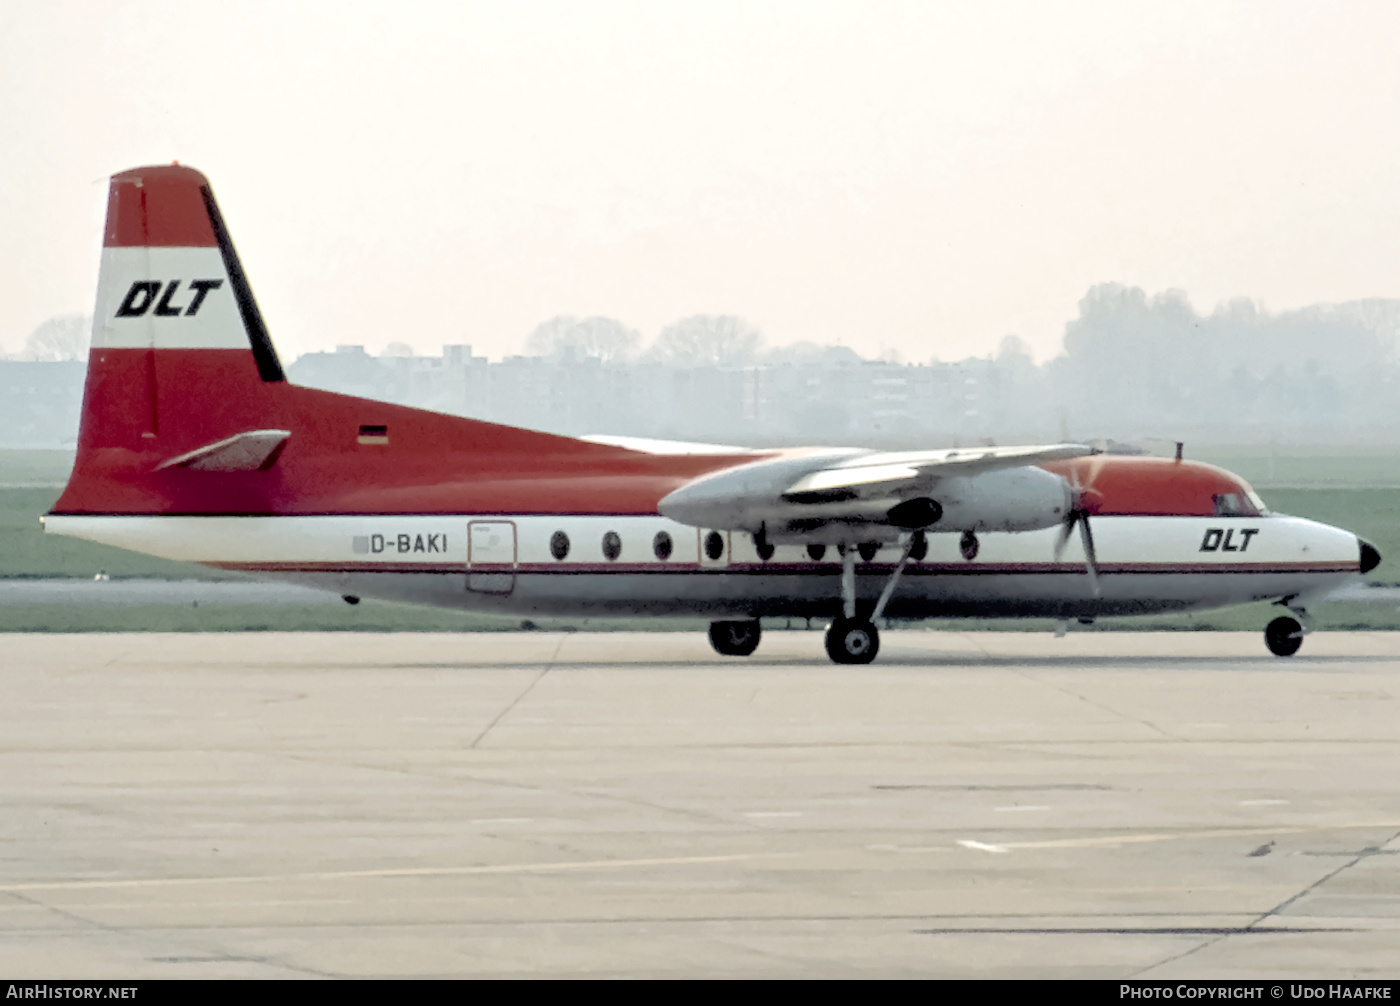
<box><xmin>95</xmin><ymin>164</ymin><xmax>283</xmax><ymax>375</ymax></box>
<box><xmin>54</xmin><ymin>164</ymin><xmax>702</xmax><ymax>519</ymax></box>
<box><xmin>78</xmin><ymin>164</ymin><xmax>283</xmax><ymax>453</ymax></box>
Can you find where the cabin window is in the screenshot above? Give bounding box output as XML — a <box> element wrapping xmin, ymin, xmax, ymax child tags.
<box><xmin>550</xmin><ymin>530</ymin><xmax>570</xmax><ymax>561</ymax></box>
<box><xmin>653</xmin><ymin>531</ymin><xmax>673</xmax><ymax>561</ymax></box>
<box><xmin>704</xmin><ymin>531</ymin><xmax>725</xmax><ymax>561</ymax></box>
<box><xmin>806</xmin><ymin>543</ymin><xmax>827</xmax><ymax>562</ymax></box>
<box><xmin>602</xmin><ymin>531</ymin><xmax>622</xmax><ymax>561</ymax></box>
<box><xmin>1213</xmin><ymin>492</ymin><xmax>1261</xmax><ymax>517</ymax></box>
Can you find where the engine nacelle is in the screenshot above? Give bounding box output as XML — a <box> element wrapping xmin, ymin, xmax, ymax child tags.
<box><xmin>927</xmin><ymin>465</ymin><xmax>1071</xmax><ymax>533</ymax></box>
<box><xmin>658</xmin><ymin>449</ymin><xmax>1073</xmax><ymax>539</ymax></box>
<box><xmin>658</xmin><ymin>449</ymin><xmax>865</xmax><ymax>530</ymax></box>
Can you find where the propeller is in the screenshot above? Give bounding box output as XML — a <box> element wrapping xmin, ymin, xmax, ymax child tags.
<box><xmin>1053</xmin><ymin>460</ymin><xmax>1104</xmax><ymax>596</ymax></box>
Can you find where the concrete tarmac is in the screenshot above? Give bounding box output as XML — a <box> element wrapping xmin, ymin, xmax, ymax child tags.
<box><xmin>2</xmin><ymin>630</ymin><xmax>1398</xmax><ymax>979</ymax></box>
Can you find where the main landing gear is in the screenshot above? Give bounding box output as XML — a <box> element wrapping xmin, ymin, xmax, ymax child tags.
<box><xmin>703</xmin><ymin>532</ymin><xmax>921</xmax><ymax>664</ymax></box>
<box><xmin>826</xmin><ymin>615</ymin><xmax>879</xmax><ymax>664</ymax></box>
<box><xmin>1264</xmin><ymin>599</ymin><xmax>1308</xmax><ymax>657</ymax></box>
<box><xmin>822</xmin><ymin>533</ymin><xmax>924</xmax><ymax>665</ymax></box>
<box><xmin>709</xmin><ymin>619</ymin><xmax>761</xmax><ymax>656</ymax></box>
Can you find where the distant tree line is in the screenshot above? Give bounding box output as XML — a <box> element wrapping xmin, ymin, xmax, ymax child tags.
<box><xmin>1045</xmin><ymin>284</ymin><xmax>1400</xmax><ymax>440</ymax></box>
<box><xmin>9</xmin><ymin>287</ymin><xmax>1400</xmax><ymax>447</ymax></box>
<box><xmin>501</xmin><ymin>290</ymin><xmax>1400</xmax><ymax>442</ymax></box>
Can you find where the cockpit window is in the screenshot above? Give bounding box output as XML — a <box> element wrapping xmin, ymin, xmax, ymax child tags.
<box><xmin>1214</xmin><ymin>492</ymin><xmax>1262</xmax><ymax>517</ymax></box>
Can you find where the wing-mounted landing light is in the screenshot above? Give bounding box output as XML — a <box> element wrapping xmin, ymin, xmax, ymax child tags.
<box><xmin>155</xmin><ymin>429</ymin><xmax>290</xmax><ymax>472</ymax></box>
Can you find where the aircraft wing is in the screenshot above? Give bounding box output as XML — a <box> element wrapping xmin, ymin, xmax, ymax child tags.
<box><xmin>782</xmin><ymin>444</ymin><xmax>1092</xmax><ymax>499</ymax></box>
<box><xmin>580</xmin><ymin>434</ymin><xmax>762</xmax><ymax>456</ymax></box>
<box><xmin>659</xmin><ymin>443</ymin><xmax>1093</xmax><ymax>541</ymax></box>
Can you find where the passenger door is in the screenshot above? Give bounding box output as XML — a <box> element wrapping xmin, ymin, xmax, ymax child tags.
<box><xmin>467</xmin><ymin>520</ymin><xmax>516</xmax><ymax>594</ymax></box>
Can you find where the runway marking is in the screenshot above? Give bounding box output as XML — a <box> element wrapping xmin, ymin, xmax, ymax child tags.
<box><xmin>467</xmin><ymin>633</ymin><xmax>569</xmax><ymax>748</ymax></box>
<box><xmin>866</xmin><ymin>844</ymin><xmax>952</xmax><ymax>854</ymax></box>
<box><xmin>957</xmin><ymin>840</ymin><xmax>1009</xmax><ymax>854</ymax></box>
<box><xmin>957</xmin><ymin>820</ymin><xmax>1400</xmax><ymax>853</ymax></box>
<box><xmin>0</xmin><ymin>853</ymin><xmax>758</xmax><ymax>895</ymax></box>
<box><xmin>873</xmin><ymin>784</ymin><xmax>1110</xmax><ymax>792</ymax></box>
<box><xmin>1136</xmin><ymin>824</ymin><xmax>1400</xmax><ymax>977</ymax></box>
<box><xmin>0</xmin><ymin>898</ymin><xmax>357</xmax><ymax>913</ymax></box>
<box><xmin>915</xmin><ymin>926</ymin><xmax>1358</xmax><ymax>936</ymax></box>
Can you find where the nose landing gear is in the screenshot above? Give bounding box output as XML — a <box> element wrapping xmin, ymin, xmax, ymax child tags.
<box><xmin>1265</xmin><ymin>599</ymin><xmax>1309</xmax><ymax>657</ymax></box>
<box><xmin>1264</xmin><ymin>615</ymin><xmax>1304</xmax><ymax>657</ymax></box>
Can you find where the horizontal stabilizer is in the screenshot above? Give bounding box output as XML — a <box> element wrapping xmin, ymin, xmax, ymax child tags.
<box><xmin>156</xmin><ymin>430</ymin><xmax>290</xmax><ymax>472</ymax></box>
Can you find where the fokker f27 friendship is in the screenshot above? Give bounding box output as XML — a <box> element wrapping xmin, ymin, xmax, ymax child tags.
<box><xmin>44</xmin><ymin>165</ymin><xmax>1381</xmax><ymax>663</ymax></box>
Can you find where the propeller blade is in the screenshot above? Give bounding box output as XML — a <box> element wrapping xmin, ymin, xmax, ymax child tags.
<box><xmin>1054</xmin><ymin>467</ymin><xmax>1090</xmax><ymax>562</ymax></box>
<box><xmin>1053</xmin><ymin>511</ymin><xmax>1076</xmax><ymax>562</ymax></box>
<box><xmin>1079</xmin><ymin>512</ymin><xmax>1101</xmax><ymax>597</ymax></box>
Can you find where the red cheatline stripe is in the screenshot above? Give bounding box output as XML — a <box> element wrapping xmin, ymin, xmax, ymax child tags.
<box><xmin>209</xmin><ymin>561</ymin><xmax>1358</xmax><ymax>575</ymax></box>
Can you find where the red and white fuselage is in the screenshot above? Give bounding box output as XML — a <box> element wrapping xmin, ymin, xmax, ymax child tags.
<box><xmin>46</xmin><ymin>503</ymin><xmax>1364</xmax><ymax>621</ymax></box>
<box><xmin>44</xmin><ymin>165</ymin><xmax>1373</xmax><ymax>646</ymax></box>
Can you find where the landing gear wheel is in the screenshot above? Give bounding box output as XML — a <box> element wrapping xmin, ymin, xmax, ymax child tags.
<box><xmin>1265</xmin><ymin>616</ymin><xmax>1303</xmax><ymax>657</ymax></box>
<box><xmin>708</xmin><ymin>619</ymin><xmax>761</xmax><ymax>656</ymax></box>
<box><xmin>825</xmin><ymin>617</ymin><xmax>880</xmax><ymax>665</ymax></box>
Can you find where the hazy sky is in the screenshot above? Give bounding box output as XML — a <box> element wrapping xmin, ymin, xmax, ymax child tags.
<box><xmin>4</xmin><ymin>1</ymin><xmax>1400</xmax><ymax>362</ymax></box>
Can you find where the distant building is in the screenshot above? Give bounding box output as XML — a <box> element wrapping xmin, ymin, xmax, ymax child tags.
<box><xmin>11</xmin><ymin>325</ymin><xmax>1396</xmax><ymax>451</ymax></box>
<box><xmin>284</xmin><ymin>344</ymin><xmax>1051</xmax><ymax>447</ymax></box>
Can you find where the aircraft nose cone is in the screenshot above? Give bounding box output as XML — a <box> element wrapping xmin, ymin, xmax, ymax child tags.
<box><xmin>1359</xmin><ymin>538</ymin><xmax>1382</xmax><ymax>574</ymax></box>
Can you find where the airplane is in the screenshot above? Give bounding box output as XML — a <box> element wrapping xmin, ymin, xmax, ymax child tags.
<box><xmin>42</xmin><ymin>164</ymin><xmax>1381</xmax><ymax>663</ymax></box>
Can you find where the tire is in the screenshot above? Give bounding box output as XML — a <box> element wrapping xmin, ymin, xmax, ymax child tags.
<box><xmin>1265</xmin><ymin>616</ymin><xmax>1303</xmax><ymax>657</ymax></box>
<box><xmin>824</xmin><ymin>617</ymin><xmax>880</xmax><ymax>665</ymax></box>
<box><xmin>708</xmin><ymin>619</ymin><xmax>761</xmax><ymax>656</ymax></box>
